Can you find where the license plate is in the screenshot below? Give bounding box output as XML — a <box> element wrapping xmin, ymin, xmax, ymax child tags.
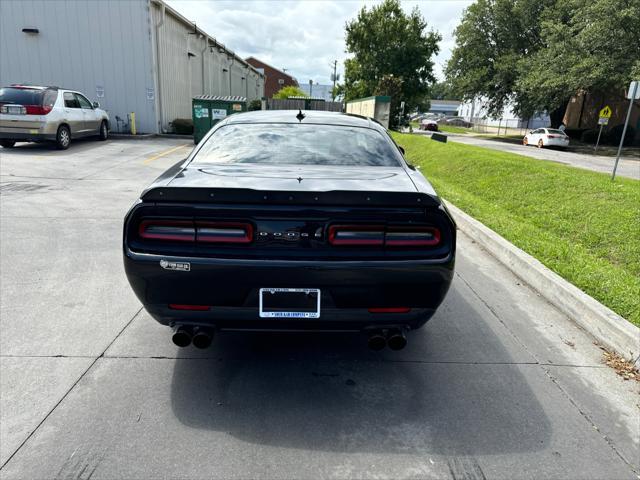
<box><xmin>259</xmin><ymin>288</ymin><xmax>320</xmax><ymax>318</ymax></box>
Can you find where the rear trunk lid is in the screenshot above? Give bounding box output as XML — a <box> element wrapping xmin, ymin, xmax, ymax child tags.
<box><xmin>168</xmin><ymin>164</ymin><xmax>418</xmax><ymax>193</ymax></box>
<box><xmin>142</xmin><ymin>164</ymin><xmax>440</xmax><ymax>207</ymax></box>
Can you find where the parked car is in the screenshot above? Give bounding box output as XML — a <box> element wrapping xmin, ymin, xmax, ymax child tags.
<box><xmin>123</xmin><ymin>110</ymin><xmax>456</xmax><ymax>351</ymax></box>
<box><xmin>419</xmin><ymin>118</ymin><xmax>439</xmax><ymax>131</ymax></box>
<box><xmin>0</xmin><ymin>85</ymin><xmax>109</xmax><ymax>149</ymax></box>
<box><xmin>523</xmin><ymin>128</ymin><xmax>570</xmax><ymax>149</ymax></box>
<box><xmin>439</xmin><ymin>117</ymin><xmax>472</xmax><ymax>128</ymax></box>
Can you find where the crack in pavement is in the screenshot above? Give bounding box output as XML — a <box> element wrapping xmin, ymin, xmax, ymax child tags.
<box><xmin>0</xmin><ymin>353</ymin><xmax>607</xmax><ymax>368</ymax></box>
<box><xmin>0</xmin><ymin>307</ymin><xmax>143</xmax><ymax>472</ymax></box>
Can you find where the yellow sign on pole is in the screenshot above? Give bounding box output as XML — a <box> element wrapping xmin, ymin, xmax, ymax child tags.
<box><xmin>599</xmin><ymin>105</ymin><xmax>612</xmax><ymax>118</ymax></box>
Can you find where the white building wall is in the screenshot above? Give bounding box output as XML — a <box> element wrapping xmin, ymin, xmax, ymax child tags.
<box><xmin>150</xmin><ymin>1</ymin><xmax>264</xmax><ymax>131</ymax></box>
<box><xmin>1</xmin><ymin>0</ymin><xmax>264</xmax><ymax>134</ymax></box>
<box><xmin>0</xmin><ymin>0</ymin><xmax>158</xmax><ymax>133</ymax></box>
<box><xmin>459</xmin><ymin>98</ymin><xmax>550</xmax><ymax>129</ymax></box>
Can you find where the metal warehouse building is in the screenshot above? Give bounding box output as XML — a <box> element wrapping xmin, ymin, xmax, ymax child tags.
<box><xmin>0</xmin><ymin>0</ymin><xmax>265</xmax><ymax>133</ymax></box>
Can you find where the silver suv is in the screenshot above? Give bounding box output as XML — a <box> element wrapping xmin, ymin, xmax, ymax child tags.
<box><xmin>0</xmin><ymin>85</ymin><xmax>110</xmax><ymax>149</ymax></box>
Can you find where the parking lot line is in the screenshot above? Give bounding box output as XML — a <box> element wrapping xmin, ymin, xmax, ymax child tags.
<box><xmin>143</xmin><ymin>144</ymin><xmax>190</xmax><ymax>165</ymax></box>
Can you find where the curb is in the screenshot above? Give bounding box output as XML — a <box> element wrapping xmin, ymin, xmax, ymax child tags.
<box><xmin>445</xmin><ymin>201</ymin><xmax>640</xmax><ymax>366</ymax></box>
<box><xmin>110</xmin><ymin>133</ymin><xmax>157</xmax><ymax>139</ymax></box>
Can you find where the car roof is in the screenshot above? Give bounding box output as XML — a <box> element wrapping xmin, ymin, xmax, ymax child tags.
<box><xmin>223</xmin><ymin>110</ymin><xmax>384</xmax><ymax>132</ymax></box>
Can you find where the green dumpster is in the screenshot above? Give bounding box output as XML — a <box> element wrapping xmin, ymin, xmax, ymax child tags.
<box><xmin>192</xmin><ymin>95</ymin><xmax>247</xmax><ymax>144</ymax></box>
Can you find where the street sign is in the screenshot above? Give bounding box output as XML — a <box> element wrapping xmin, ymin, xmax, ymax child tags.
<box><xmin>627</xmin><ymin>81</ymin><xmax>640</xmax><ymax>100</ymax></box>
<box><xmin>599</xmin><ymin>105</ymin><xmax>612</xmax><ymax>118</ymax></box>
<box><xmin>598</xmin><ymin>117</ymin><xmax>609</xmax><ymax>125</ymax></box>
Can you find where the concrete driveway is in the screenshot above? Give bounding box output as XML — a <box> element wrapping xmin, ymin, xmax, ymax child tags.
<box><xmin>421</xmin><ymin>131</ymin><xmax>640</xmax><ymax>180</ymax></box>
<box><xmin>0</xmin><ymin>138</ymin><xmax>638</xmax><ymax>479</ymax></box>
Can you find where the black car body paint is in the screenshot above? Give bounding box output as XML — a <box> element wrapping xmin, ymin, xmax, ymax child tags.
<box><xmin>123</xmin><ymin>111</ymin><xmax>456</xmax><ymax>334</ymax></box>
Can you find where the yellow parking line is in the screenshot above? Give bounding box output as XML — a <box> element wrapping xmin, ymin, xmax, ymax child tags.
<box><xmin>144</xmin><ymin>144</ymin><xmax>189</xmax><ymax>165</ymax></box>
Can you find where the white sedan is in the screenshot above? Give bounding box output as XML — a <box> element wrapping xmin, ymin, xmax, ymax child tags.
<box><xmin>523</xmin><ymin>128</ymin><xmax>570</xmax><ymax>149</ymax></box>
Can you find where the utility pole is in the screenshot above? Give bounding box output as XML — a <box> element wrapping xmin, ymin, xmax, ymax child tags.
<box><xmin>331</xmin><ymin>60</ymin><xmax>337</xmax><ymax>101</ymax></box>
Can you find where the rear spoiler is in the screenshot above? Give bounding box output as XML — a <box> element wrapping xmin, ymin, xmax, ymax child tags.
<box><xmin>141</xmin><ymin>187</ymin><xmax>442</xmax><ymax>208</ymax></box>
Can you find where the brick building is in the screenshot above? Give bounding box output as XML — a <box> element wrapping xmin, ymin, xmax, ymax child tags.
<box><xmin>245</xmin><ymin>57</ymin><xmax>298</xmax><ymax>98</ymax></box>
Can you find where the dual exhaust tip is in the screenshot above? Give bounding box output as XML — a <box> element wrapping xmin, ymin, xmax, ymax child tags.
<box><xmin>172</xmin><ymin>326</ymin><xmax>213</xmax><ymax>349</ymax></box>
<box><xmin>367</xmin><ymin>328</ymin><xmax>407</xmax><ymax>351</ymax></box>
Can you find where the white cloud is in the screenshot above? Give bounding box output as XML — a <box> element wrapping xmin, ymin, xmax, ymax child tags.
<box><xmin>165</xmin><ymin>0</ymin><xmax>472</xmax><ymax>84</ymax></box>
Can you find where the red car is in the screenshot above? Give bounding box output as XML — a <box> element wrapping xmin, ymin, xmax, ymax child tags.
<box><xmin>419</xmin><ymin>119</ymin><xmax>438</xmax><ymax>131</ymax></box>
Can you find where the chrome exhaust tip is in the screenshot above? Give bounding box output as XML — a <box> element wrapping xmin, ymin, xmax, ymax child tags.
<box><xmin>192</xmin><ymin>328</ymin><xmax>213</xmax><ymax>349</ymax></box>
<box><xmin>386</xmin><ymin>329</ymin><xmax>407</xmax><ymax>351</ymax></box>
<box><xmin>367</xmin><ymin>331</ymin><xmax>387</xmax><ymax>351</ymax></box>
<box><xmin>172</xmin><ymin>326</ymin><xmax>192</xmax><ymax>348</ymax></box>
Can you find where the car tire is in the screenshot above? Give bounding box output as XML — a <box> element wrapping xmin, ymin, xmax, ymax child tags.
<box><xmin>537</xmin><ymin>139</ymin><xmax>543</xmax><ymax>149</ymax></box>
<box><xmin>0</xmin><ymin>140</ymin><xmax>16</xmax><ymax>148</ymax></box>
<box><xmin>98</xmin><ymin>121</ymin><xmax>108</xmax><ymax>141</ymax></box>
<box><xmin>56</xmin><ymin>125</ymin><xmax>71</xmax><ymax>150</ymax></box>
<box><xmin>523</xmin><ymin>137</ymin><xmax>528</xmax><ymax>146</ymax></box>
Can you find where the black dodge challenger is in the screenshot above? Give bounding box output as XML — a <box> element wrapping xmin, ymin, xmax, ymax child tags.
<box><xmin>123</xmin><ymin>110</ymin><xmax>456</xmax><ymax>350</ymax></box>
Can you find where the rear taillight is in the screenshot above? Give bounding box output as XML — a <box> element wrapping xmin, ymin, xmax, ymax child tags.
<box><xmin>196</xmin><ymin>222</ymin><xmax>253</xmax><ymax>244</ymax></box>
<box><xmin>138</xmin><ymin>219</ymin><xmax>254</xmax><ymax>244</ymax></box>
<box><xmin>139</xmin><ymin>220</ymin><xmax>196</xmax><ymax>242</ymax></box>
<box><xmin>329</xmin><ymin>225</ymin><xmax>441</xmax><ymax>247</ymax></box>
<box><xmin>385</xmin><ymin>227</ymin><xmax>440</xmax><ymax>246</ymax></box>
<box><xmin>328</xmin><ymin>225</ymin><xmax>384</xmax><ymax>246</ymax></box>
<box><xmin>24</xmin><ymin>105</ymin><xmax>52</xmax><ymax>115</ymax></box>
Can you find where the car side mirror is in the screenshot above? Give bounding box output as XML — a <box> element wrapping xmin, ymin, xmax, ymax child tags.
<box><xmin>398</xmin><ymin>146</ymin><xmax>405</xmax><ymax>155</ymax></box>
<box><xmin>93</xmin><ymin>101</ymin><xmax>100</xmax><ymax>108</ymax></box>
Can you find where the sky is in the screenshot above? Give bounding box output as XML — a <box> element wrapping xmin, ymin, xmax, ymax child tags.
<box><xmin>165</xmin><ymin>0</ymin><xmax>473</xmax><ymax>85</ymax></box>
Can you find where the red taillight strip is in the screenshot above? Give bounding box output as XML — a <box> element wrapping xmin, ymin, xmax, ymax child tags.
<box><xmin>168</xmin><ymin>304</ymin><xmax>210</xmax><ymax>311</ymax></box>
<box><xmin>328</xmin><ymin>225</ymin><xmax>385</xmax><ymax>246</ymax></box>
<box><xmin>385</xmin><ymin>227</ymin><xmax>441</xmax><ymax>247</ymax></box>
<box><xmin>368</xmin><ymin>307</ymin><xmax>411</xmax><ymax>313</ymax></box>
<box><xmin>195</xmin><ymin>222</ymin><xmax>253</xmax><ymax>244</ymax></box>
<box><xmin>329</xmin><ymin>225</ymin><xmax>441</xmax><ymax>247</ymax></box>
<box><xmin>139</xmin><ymin>220</ymin><xmax>195</xmax><ymax>242</ymax></box>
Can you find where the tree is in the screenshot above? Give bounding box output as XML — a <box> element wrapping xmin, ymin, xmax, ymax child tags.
<box><xmin>273</xmin><ymin>86</ymin><xmax>308</xmax><ymax>99</ymax></box>
<box><xmin>342</xmin><ymin>0</ymin><xmax>441</xmax><ymax>127</ymax></box>
<box><xmin>445</xmin><ymin>0</ymin><xmax>552</xmax><ymax>118</ymax></box>
<box><xmin>517</xmin><ymin>0</ymin><xmax>640</xmax><ymax>116</ymax></box>
<box><xmin>429</xmin><ymin>81</ymin><xmax>457</xmax><ymax>101</ymax></box>
<box><xmin>446</xmin><ymin>0</ymin><xmax>640</xmax><ymax>121</ymax></box>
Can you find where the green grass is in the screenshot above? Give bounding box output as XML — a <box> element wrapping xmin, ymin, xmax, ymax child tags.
<box><xmin>438</xmin><ymin>125</ymin><xmax>471</xmax><ymax>134</ymax></box>
<box><xmin>391</xmin><ymin>132</ymin><xmax>640</xmax><ymax>326</ymax></box>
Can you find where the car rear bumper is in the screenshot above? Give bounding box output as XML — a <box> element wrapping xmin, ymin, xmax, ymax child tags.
<box><xmin>0</xmin><ymin>126</ymin><xmax>56</xmax><ymax>142</ymax></box>
<box><xmin>545</xmin><ymin>139</ymin><xmax>570</xmax><ymax>147</ymax></box>
<box><xmin>124</xmin><ymin>250</ymin><xmax>455</xmax><ymax>331</ymax></box>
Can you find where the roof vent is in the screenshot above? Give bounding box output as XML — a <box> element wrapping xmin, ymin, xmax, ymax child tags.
<box><xmin>22</xmin><ymin>28</ymin><xmax>39</xmax><ymax>34</ymax></box>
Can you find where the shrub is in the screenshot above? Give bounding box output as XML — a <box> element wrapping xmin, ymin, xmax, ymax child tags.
<box><xmin>248</xmin><ymin>99</ymin><xmax>262</xmax><ymax>111</ymax></box>
<box><xmin>606</xmin><ymin>124</ymin><xmax>636</xmax><ymax>146</ymax></box>
<box><xmin>580</xmin><ymin>128</ymin><xmax>601</xmax><ymax>144</ymax></box>
<box><xmin>170</xmin><ymin>118</ymin><xmax>193</xmax><ymax>135</ymax></box>
<box><xmin>273</xmin><ymin>86</ymin><xmax>308</xmax><ymax>99</ymax></box>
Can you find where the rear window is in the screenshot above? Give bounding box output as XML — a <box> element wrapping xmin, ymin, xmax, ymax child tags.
<box><xmin>192</xmin><ymin>123</ymin><xmax>402</xmax><ymax>167</ymax></box>
<box><xmin>546</xmin><ymin>129</ymin><xmax>566</xmax><ymax>135</ymax></box>
<box><xmin>0</xmin><ymin>87</ymin><xmax>56</xmax><ymax>107</ymax></box>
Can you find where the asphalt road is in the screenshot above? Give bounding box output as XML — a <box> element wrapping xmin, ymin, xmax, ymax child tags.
<box><xmin>1</xmin><ymin>137</ymin><xmax>638</xmax><ymax>479</ymax></box>
<box><xmin>418</xmin><ymin>131</ymin><xmax>640</xmax><ymax>180</ymax></box>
